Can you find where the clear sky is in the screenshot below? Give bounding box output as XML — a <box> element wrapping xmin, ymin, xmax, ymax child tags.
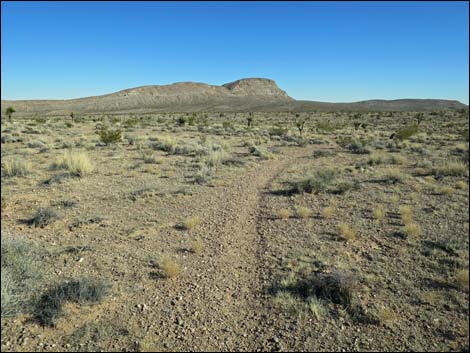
<box><xmin>1</xmin><ymin>1</ymin><xmax>469</xmax><ymax>103</ymax></box>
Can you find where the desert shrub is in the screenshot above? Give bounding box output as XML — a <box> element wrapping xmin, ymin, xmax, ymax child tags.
<box><xmin>290</xmin><ymin>170</ymin><xmax>336</xmax><ymax>194</ymax></box>
<box><xmin>123</xmin><ymin>118</ymin><xmax>139</xmax><ymax>128</ymax></box>
<box><xmin>34</xmin><ymin>277</ymin><xmax>110</xmax><ymax>327</ymax></box>
<box><xmin>96</xmin><ymin>126</ymin><xmax>122</xmax><ymax>145</ymax></box>
<box><xmin>269</xmin><ymin>126</ymin><xmax>288</xmax><ymax>137</ymax></box>
<box><xmin>462</xmin><ymin>128</ymin><xmax>469</xmax><ymax>142</ymax></box>
<box><xmin>142</xmin><ymin>152</ymin><xmax>162</xmax><ymax>164</ymax></box>
<box><xmin>249</xmin><ymin>146</ymin><xmax>274</xmax><ymax>159</ymax></box>
<box><xmin>178</xmin><ymin>116</ymin><xmax>188</xmax><ymax>126</ymax></box>
<box><xmin>201</xmin><ymin>149</ymin><xmax>228</xmax><ymax>167</ymax></box>
<box><xmin>273</xmin><ymin>270</ymin><xmax>362</xmax><ymax>319</ymax></box>
<box><xmin>367</xmin><ymin>152</ymin><xmax>387</xmax><ymax>166</ymax></box>
<box><xmin>394</xmin><ymin>124</ymin><xmax>418</xmax><ymax>141</ymax></box>
<box><xmin>27</xmin><ymin>207</ymin><xmax>59</xmax><ymax>228</ymax></box>
<box><xmin>332</xmin><ymin>181</ymin><xmax>359</xmax><ymax>194</ymax></box>
<box><xmin>194</xmin><ymin>165</ymin><xmax>213</xmax><ymax>184</ymax></box>
<box><xmin>27</xmin><ymin>139</ymin><xmax>47</xmax><ymax>149</ymax></box>
<box><xmin>337</xmin><ymin>136</ymin><xmax>372</xmax><ymax>154</ymax></box>
<box><xmin>312</xmin><ymin>150</ymin><xmax>336</xmax><ymax>158</ymax></box>
<box><xmin>2</xmin><ymin>157</ymin><xmax>32</xmax><ymax>177</ymax></box>
<box><xmin>316</xmin><ymin>122</ymin><xmax>337</xmax><ymax>132</ymax></box>
<box><xmin>348</xmin><ymin>140</ymin><xmax>372</xmax><ymax>154</ymax></box>
<box><xmin>150</xmin><ymin>136</ymin><xmax>176</xmax><ymax>153</ymax></box>
<box><xmin>52</xmin><ymin>150</ymin><xmax>94</xmax><ymax>176</ymax></box>
<box><xmin>126</xmin><ymin>134</ymin><xmax>147</xmax><ymax>148</ymax></box>
<box><xmin>1</xmin><ymin>236</ymin><xmax>44</xmax><ymax>317</ymax></box>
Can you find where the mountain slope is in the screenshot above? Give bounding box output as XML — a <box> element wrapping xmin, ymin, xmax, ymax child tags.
<box><xmin>1</xmin><ymin>78</ymin><xmax>467</xmax><ymax>115</ymax></box>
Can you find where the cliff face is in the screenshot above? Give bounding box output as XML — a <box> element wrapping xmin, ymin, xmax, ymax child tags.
<box><xmin>222</xmin><ymin>78</ymin><xmax>292</xmax><ymax>99</ymax></box>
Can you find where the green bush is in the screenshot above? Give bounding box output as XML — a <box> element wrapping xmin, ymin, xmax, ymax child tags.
<box><xmin>290</xmin><ymin>170</ymin><xmax>336</xmax><ymax>194</ymax></box>
<box><xmin>96</xmin><ymin>126</ymin><xmax>122</xmax><ymax>145</ymax></box>
<box><xmin>394</xmin><ymin>124</ymin><xmax>418</xmax><ymax>140</ymax></box>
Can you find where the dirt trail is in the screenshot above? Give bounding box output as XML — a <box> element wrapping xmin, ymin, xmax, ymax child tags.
<box><xmin>151</xmin><ymin>148</ymin><xmax>309</xmax><ymax>351</ymax></box>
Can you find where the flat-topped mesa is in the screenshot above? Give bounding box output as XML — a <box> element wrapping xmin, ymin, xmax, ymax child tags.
<box><xmin>222</xmin><ymin>78</ymin><xmax>293</xmax><ymax>99</ymax></box>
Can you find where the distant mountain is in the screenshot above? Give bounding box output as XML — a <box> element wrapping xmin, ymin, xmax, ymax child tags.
<box><xmin>1</xmin><ymin>78</ymin><xmax>467</xmax><ymax>116</ymax></box>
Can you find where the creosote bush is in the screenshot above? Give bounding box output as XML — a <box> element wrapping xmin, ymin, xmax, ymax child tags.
<box><xmin>96</xmin><ymin>126</ymin><xmax>122</xmax><ymax>145</ymax></box>
<box><xmin>394</xmin><ymin>124</ymin><xmax>418</xmax><ymax>141</ymax></box>
<box><xmin>290</xmin><ymin>170</ymin><xmax>336</xmax><ymax>194</ymax></box>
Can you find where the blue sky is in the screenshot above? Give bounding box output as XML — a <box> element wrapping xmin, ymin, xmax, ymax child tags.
<box><xmin>1</xmin><ymin>1</ymin><xmax>469</xmax><ymax>103</ymax></box>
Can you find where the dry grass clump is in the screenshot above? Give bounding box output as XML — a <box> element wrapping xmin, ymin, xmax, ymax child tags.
<box><xmin>202</xmin><ymin>149</ymin><xmax>228</xmax><ymax>167</ymax></box>
<box><xmin>52</xmin><ymin>150</ymin><xmax>94</xmax><ymax>176</ymax></box>
<box><xmin>403</xmin><ymin>222</ymin><xmax>422</xmax><ymax>238</ymax></box>
<box><xmin>2</xmin><ymin>236</ymin><xmax>44</xmax><ymax>318</ymax></box>
<box><xmin>436</xmin><ymin>185</ymin><xmax>456</xmax><ymax>195</ymax></box>
<box><xmin>455</xmin><ymin>269</ymin><xmax>469</xmax><ymax>291</ymax></box>
<box><xmin>378</xmin><ymin>167</ymin><xmax>405</xmax><ymax>184</ymax></box>
<box><xmin>371</xmin><ymin>306</ymin><xmax>396</xmax><ymax>326</ymax></box>
<box><xmin>296</xmin><ymin>207</ymin><xmax>312</xmax><ymax>219</ymax></box>
<box><xmin>307</xmin><ymin>296</ymin><xmax>326</xmax><ymax>320</ymax></box>
<box><xmin>431</xmin><ymin>161</ymin><xmax>468</xmax><ymax>177</ymax></box>
<box><xmin>34</xmin><ymin>277</ymin><xmax>110</xmax><ymax>327</ymax></box>
<box><xmin>277</xmin><ymin>208</ymin><xmax>292</xmax><ymax>219</ymax></box>
<box><xmin>2</xmin><ymin>158</ymin><xmax>32</xmax><ymax>177</ymax></box>
<box><xmin>337</xmin><ymin>223</ymin><xmax>357</xmax><ymax>241</ymax></box>
<box><xmin>142</xmin><ymin>152</ymin><xmax>163</xmax><ymax>164</ymax></box>
<box><xmin>191</xmin><ymin>238</ymin><xmax>203</xmax><ymax>255</ymax></box>
<box><xmin>372</xmin><ymin>207</ymin><xmax>385</xmax><ymax>223</ymax></box>
<box><xmin>322</xmin><ymin>206</ymin><xmax>335</xmax><ymax>219</ymax></box>
<box><xmin>399</xmin><ymin>205</ymin><xmax>413</xmax><ymax>224</ymax></box>
<box><xmin>272</xmin><ymin>291</ymin><xmax>304</xmax><ymax>316</ymax></box>
<box><xmin>150</xmin><ymin>136</ymin><xmax>176</xmax><ymax>153</ymax></box>
<box><xmin>159</xmin><ymin>256</ymin><xmax>181</xmax><ymax>279</ymax></box>
<box><xmin>454</xmin><ymin>180</ymin><xmax>467</xmax><ymax>190</ymax></box>
<box><xmin>181</xmin><ymin>216</ymin><xmax>201</xmax><ymax>230</ymax></box>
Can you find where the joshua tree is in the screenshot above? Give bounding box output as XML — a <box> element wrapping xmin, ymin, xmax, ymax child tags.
<box><xmin>415</xmin><ymin>112</ymin><xmax>425</xmax><ymax>125</ymax></box>
<box><xmin>296</xmin><ymin>119</ymin><xmax>306</xmax><ymax>136</ymax></box>
<box><xmin>6</xmin><ymin>107</ymin><xmax>15</xmax><ymax>122</ymax></box>
<box><xmin>247</xmin><ymin>113</ymin><xmax>254</xmax><ymax>128</ymax></box>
